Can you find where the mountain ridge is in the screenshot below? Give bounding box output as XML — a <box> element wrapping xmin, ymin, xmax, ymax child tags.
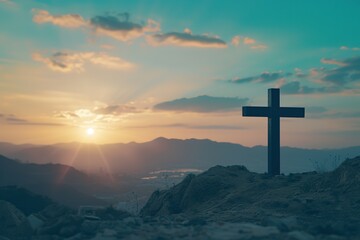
<box><xmin>1</xmin><ymin>138</ymin><xmax>359</xmax><ymax>175</ymax></box>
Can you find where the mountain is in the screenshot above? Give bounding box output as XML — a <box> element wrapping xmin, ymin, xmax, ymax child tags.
<box><xmin>1</xmin><ymin>138</ymin><xmax>359</xmax><ymax>175</ymax></box>
<box><xmin>0</xmin><ymin>155</ymin><xmax>110</xmax><ymax>207</ymax></box>
<box><xmin>0</xmin><ymin>142</ymin><xmax>37</xmax><ymax>157</ymax></box>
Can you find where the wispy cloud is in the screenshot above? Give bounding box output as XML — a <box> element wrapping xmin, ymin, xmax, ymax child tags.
<box><xmin>0</xmin><ymin>0</ymin><xmax>16</xmax><ymax>7</ymax></box>
<box><xmin>56</xmin><ymin>104</ymin><xmax>142</xmax><ymax>127</ymax></box>
<box><xmin>280</xmin><ymin>55</ymin><xmax>360</xmax><ymax>94</ymax></box>
<box><xmin>90</xmin><ymin>14</ymin><xmax>160</xmax><ymax>41</ymax></box>
<box><xmin>147</xmin><ymin>28</ymin><xmax>227</xmax><ymax>48</ymax></box>
<box><xmin>32</xmin><ymin>10</ymin><xmax>160</xmax><ymax>42</ymax></box>
<box><xmin>229</xmin><ymin>71</ymin><xmax>289</xmax><ymax>84</ymax></box>
<box><xmin>250</xmin><ymin>44</ymin><xmax>268</xmax><ymax>50</ymax></box>
<box><xmin>279</xmin><ymin>81</ymin><xmax>343</xmax><ymax>95</ymax></box>
<box><xmin>32</xmin><ymin>9</ymin><xmax>260</xmax><ymax>50</ymax></box>
<box><xmin>305</xmin><ymin>107</ymin><xmax>360</xmax><ymax>119</ymax></box>
<box><xmin>32</xmin><ymin>51</ymin><xmax>135</xmax><ymax>72</ymax></box>
<box><xmin>227</xmin><ymin>56</ymin><xmax>360</xmax><ymax>95</ymax></box>
<box><xmin>321</xmin><ymin>58</ymin><xmax>346</xmax><ymax>66</ymax></box>
<box><xmin>0</xmin><ymin>113</ymin><xmax>63</xmax><ymax>126</ymax></box>
<box><xmin>32</xmin><ymin>9</ymin><xmax>86</xmax><ymax>28</ymax></box>
<box><xmin>127</xmin><ymin>123</ymin><xmax>244</xmax><ymax>130</ymax></box>
<box><xmin>231</xmin><ymin>35</ymin><xmax>267</xmax><ymax>50</ymax></box>
<box><xmin>319</xmin><ymin>56</ymin><xmax>360</xmax><ymax>86</ymax></box>
<box><xmin>340</xmin><ymin>46</ymin><xmax>360</xmax><ymax>51</ymax></box>
<box><xmin>154</xmin><ymin>95</ymin><xmax>249</xmax><ymax>113</ymax></box>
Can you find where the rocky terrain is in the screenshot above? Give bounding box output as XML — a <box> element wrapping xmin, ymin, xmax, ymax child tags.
<box><xmin>1</xmin><ymin>156</ymin><xmax>360</xmax><ymax>239</ymax></box>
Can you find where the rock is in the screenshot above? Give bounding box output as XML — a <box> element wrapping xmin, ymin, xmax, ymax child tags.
<box><xmin>236</xmin><ymin>223</ymin><xmax>279</xmax><ymax>237</ymax></box>
<box><xmin>103</xmin><ymin>228</ymin><xmax>117</xmax><ymax>237</ymax></box>
<box><xmin>183</xmin><ymin>217</ymin><xmax>207</xmax><ymax>226</ymax></box>
<box><xmin>59</xmin><ymin>225</ymin><xmax>78</xmax><ymax>237</ymax></box>
<box><xmin>39</xmin><ymin>204</ymin><xmax>72</xmax><ymax>219</ymax></box>
<box><xmin>81</xmin><ymin>220</ymin><xmax>100</xmax><ymax>236</ymax></box>
<box><xmin>287</xmin><ymin>230</ymin><xmax>315</xmax><ymax>240</ymax></box>
<box><xmin>39</xmin><ymin>214</ymin><xmax>82</xmax><ymax>237</ymax></box>
<box><xmin>0</xmin><ymin>200</ymin><xmax>32</xmax><ymax>239</ymax></box>
<box><xmin>28</xmin><ymin>214</ymin><xmax>44</xmax><ymax>230</ymax></box>
<box><xmin>204</xmin><ymin>222</ymin><xmax>279</xmax><ymax>240</ymax></box>
<box><xmin>123</xmin><ymin>217</ymin><xmax>141</xmax><ymax>227</ymax></box>
<box><xmin>97</xmin><ymin>206</ymin><xmax>131</xmax><ymax>220</ymax></box>
<box><xmin>263</xmin><ymin>216</ymin><xmax>299</xmax><ymax>232</ymax></box>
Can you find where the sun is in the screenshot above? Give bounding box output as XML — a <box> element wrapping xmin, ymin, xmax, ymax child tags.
<box><xmin>86</xmin><ymin>128</ymin><xmax>94</xmax><ymax>136</ymax></box>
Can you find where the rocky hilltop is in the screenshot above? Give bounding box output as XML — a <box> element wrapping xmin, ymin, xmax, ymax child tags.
<box><xmin>141</xmin><ymin>156</ymin><xmax>360</xmax><ymax>238</ymax></box>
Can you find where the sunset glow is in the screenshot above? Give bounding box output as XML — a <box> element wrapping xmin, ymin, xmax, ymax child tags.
<box><xmin>0</xmin><ymin>1</ymin><xmax>359</xmax><ymax>148</ymax></box>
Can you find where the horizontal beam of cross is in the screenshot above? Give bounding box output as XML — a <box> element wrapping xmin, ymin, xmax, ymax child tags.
<box><xmin>243</xmin><ymin>107</ymin><xmax>304</xmax><ymax>118</ymax></box>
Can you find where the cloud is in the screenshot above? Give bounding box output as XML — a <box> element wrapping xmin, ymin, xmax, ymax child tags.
<box><xmin>88</xmin><ymin>53</ymin><xmax>135</xmax><ymax>69</ymax></box>
<box><xmin>33</xmin><ymin>51</ymin><xmax>134</xmax><ymax>72</ymax></box>
<box><xmin>306</xmin><ymin>106</ymin><xmax>328</xmax><ymax>114</ymax></box>
<box><xmin>147</xmin><ymin>29</ymin><xmax>227</xmax><ymax>48</ymax></box>
<box><xmin>250</xmin><ymin>44</ymin><xmax>268</xmax><ymax>50</ymax></box>
<box><xmin>0</xmin><ymin>113</ymin><xmax>63</xmax><ymax>126</ymax></box>
<box><xmin>231</xmin><ymin>36</ymin><xmax>241</xmax><ymax>46</ymax></box>
<box><xmin>305</xmin><ymin>107</ymin><xmax>360</xmax><ymax>119</ymax></box>
<box><xmin>90</xmin><ymin>14</ymin><xmax>160</xmax><ymax>41</ymax></box>
<box><xmin>319</xmin><ymin>56</ymin><xmax>360</xmax><ymax>86</ymax></box>
<box><xmin>93</xmin><ymin>105</ymin><xmax>139</xmax><ymax>115</ymax></box>
<box><xmin>243</xmin><ymin>37</ymin><xmax>256</xmax><ymax>45</ymax></box>
<box><xmin>153</xmin><ymin>95</ymin><xmax>249</xmax><ymax>113</ymax></box>
<box><xmin>32</xmin><ymin>9</ymin><xmax>86</xmax><ymax>28</ymax></box>
<box><xmin>56</xmin><ymin>104</ymin><xmax>142</xmax><ymax>127</ymax></box>
<box><xmin>231</xmin><ymin>35</ymin><xmax>267</xmax><ymax>50</ymax></box>
<box><xmin>280</xmin><ymin>81</ymin><xmax>317</xmax><ymax>94</ymax></box>
<box><xmin>32</xmin><ymin>10</ymin><xmax>160</xmax><ymax>42</ymax></box>
<box><xmin>294</xmin><ymin>56</ymin><xmax>360</xmax><ymax>93</ymax></box>
<box><xmin>128</xmin><ymin>123</ymin><xmax>244</xmax><ymax>130</ymax></box>
<box><xmin>227</xmin><ymin>56</ymin><xmax>360</xmax><ymax>95</ymax></box>
<box><xmin>279</xmin><ymin>81</ymin><xmax>345</xmax><ymax>95</ymax></box>
<box><xmin>0</xmin><ymin>0</ymin><xmax>16</xmax><ymax>7</ymax></box>
<box><xmin>231</xmin><ymin>36</ymin><xmax>256</xmax><ymax>46</ymax></box>
<box><xmin>230</xmin><ymin>71</ymin><xmax>289</xmax><ymax>84</ymax></box>
<box><xmin>321</xmin><ymin>58</ymin><xmax>346</xmax><ymax>66</ymax></box>
<box><xmin>340</xmin><ymin>46</ymin><xmax>360</xmax><ymax>51</ymax></box>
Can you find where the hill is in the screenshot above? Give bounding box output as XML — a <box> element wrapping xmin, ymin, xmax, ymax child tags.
<box><xmin>0</xmin><ymin>155</ymin><xmax>108</xmax><ymax>207</ymax></box>
<box><xmin>141</xmin><ymin>156</ymin><xmax>360</xmax><ymax>237</ymax></box>
<box><xmin>0</xmin><ymin>186</ymin><xmax>53</xmax><ymax>216</ymax></box>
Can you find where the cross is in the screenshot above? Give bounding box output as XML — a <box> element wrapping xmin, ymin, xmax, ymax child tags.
<box><xmin>242</xmin><ymin>88</ymin><xmax>305</xmax><ymax>175</ymax></box>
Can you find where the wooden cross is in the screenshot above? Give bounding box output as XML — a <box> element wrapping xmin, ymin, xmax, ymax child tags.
<box><xmin>242</xmin><ymin>88</ymin><xmax>305</xmax><ymax>175</ymax></box>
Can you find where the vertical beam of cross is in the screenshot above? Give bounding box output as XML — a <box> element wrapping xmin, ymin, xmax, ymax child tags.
<box><xmin>242</xmin><ymin>88</ymin><xmax>305</xmax><ymax>175</ymax></box>
<box><xmin>268</xmin><ymin>89</ymin><xmax>280</xmax><ymax>175</ymax></box>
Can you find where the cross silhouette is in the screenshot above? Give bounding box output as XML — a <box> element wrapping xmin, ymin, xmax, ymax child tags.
<box><xmin>242</xmin><ymin>88</ymin><xmax>305</xmax><ymax>175</ymax></box>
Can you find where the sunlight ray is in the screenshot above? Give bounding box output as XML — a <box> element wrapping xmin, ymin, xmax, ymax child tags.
<box><xmin>56</xmin><ymin>143</ymin><xmax>83</xmax><ymax>184</ymax></box>
<box><xmin>94</xmin><ymin>144</ymin><xmax>115</xmax><ymax>183</ymax></box>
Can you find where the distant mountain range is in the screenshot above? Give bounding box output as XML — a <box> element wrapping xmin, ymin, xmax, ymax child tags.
<box><xmin>1</xmin><ymin>138</ymin><xmax>359</xmax><ymax>175</ymax></box>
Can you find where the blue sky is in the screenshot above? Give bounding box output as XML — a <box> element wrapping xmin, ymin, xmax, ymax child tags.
<box><xmin>0</xmin><ymin>0</ymin><xmax>359</xmax><ymax>148</ymax></box>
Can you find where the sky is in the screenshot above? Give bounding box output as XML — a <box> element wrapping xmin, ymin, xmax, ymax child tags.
<box><xmin>0</xmin><ymin>0</ymin><xmax>359</xmax><ymax>148</ymax></box>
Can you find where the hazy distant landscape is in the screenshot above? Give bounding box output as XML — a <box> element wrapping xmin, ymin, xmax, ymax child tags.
<box><xmin>2</xmin><ymin>138</ymin><xmax>359</xmax><ymax>175</ymax></box>
<box><xmin>1</xmin><ymin>137</ymin><xmax>359</xmax><ymax>213</ymax></box>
